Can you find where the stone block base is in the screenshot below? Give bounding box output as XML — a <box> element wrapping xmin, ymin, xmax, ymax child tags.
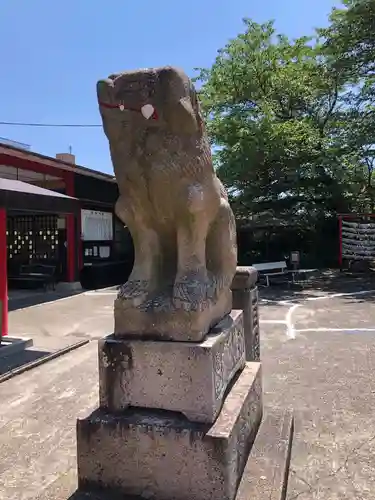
<box><xmin>99</xmin><ymin>310</ymin><xmax>245</xmax><ymax>423</ymax></box>
<box><xmin>0</xmin><ymin>337</ymin><xmax>33</xmax><ymax>358</ymax></box>
<box><xmin>77</xmin><ymin>362</ymin><xmax>262</xmax><ymax>500</ymax></box>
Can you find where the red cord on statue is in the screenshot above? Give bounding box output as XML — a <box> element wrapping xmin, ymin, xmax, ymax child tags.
<box><xmin>98</xmin><ymin>101</ymin><xmax>158</xmax><ymax>120</ymax></box>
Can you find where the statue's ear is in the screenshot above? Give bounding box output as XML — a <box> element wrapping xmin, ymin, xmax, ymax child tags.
<box><xmin>164</xmin><ymin>97</ymin><xmax>199</xmax><ymax>135</ymax></box>
<box><xmin>157</xmin><ymin>67</ymin><xmax>199</xmax><ymax>135</ymax></box>
<box><xmin>189</xmin><ymin>85</ymin><xmax>205</xmax><ymax>135</ymax></box>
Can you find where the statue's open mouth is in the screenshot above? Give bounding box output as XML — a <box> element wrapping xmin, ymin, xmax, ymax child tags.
<box><xmin>99</xmin><ymin>101</ymin><xmax>158</xmax><ymax>120</ymax></box>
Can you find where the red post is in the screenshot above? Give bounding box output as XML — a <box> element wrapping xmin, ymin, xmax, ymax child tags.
<box><xmin>338</xmin><ymin>215</ymin><xmax>343</xmax><ymax>268</ymax></box>
<box><xmin>65</xmin><ymin>172</ymin><xmax>76</xmax><ymax>282</ymax></box>
<box><xmin>0</xmin><ymin>208</ymin><xmax>8</xmax><ymax>337</ymax></box>
<box><xmin>77</xmin><ymin>210</ymin><xmax>83</xmax><ymax>271</ymax></box>
<box><xmin>66</xmin><ymin>214</ymin><xmax>76</xmax><ymax>282</ymax></box>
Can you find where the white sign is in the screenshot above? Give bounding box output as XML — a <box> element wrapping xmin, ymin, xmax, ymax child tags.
<box><xmin>81</xmin><ymin>210</ymin><xmax>113</xmax><ymax>242</ymax></box>
<box><xmin>290</xmin><ymin>251</ymin><xmax>300</xmax><ymax>264</ymax></box>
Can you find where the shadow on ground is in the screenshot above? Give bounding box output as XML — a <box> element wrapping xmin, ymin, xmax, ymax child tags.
<box><xmin>0</xmin><ymin>349</ymin><xmax>50</xmax><ymax>375</ymax></box>
<box><xmin>8</xmin><ymin>290</ymin><xmax>84</xmax><ymax>312</ymax></box>
<box><xmin>259</xmin><ymin>269</ymin><xmax>375</xmax><ymax>305</ymax></box>
<box><xmin>67</xmin><ymin>491</ymin><xmax>125</xmax><ymax>500</ymax></box>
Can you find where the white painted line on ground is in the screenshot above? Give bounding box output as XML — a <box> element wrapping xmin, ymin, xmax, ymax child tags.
<box><xmin>297</xmin><ymin>327</ymin><xmax>375</xmax><ymax>333</ymax></box>
<box><xmin>260</xmin><ymin>298</ymin><xmax>295</xmax><ymax>306</ymax></box>
<box><xmin>260</xmin><ymin>320</ymin><xmax>286</xmax><ymax>324</ymax></box>
<box><xmin>280</xmin><ymin>288</ymin><xmax>375</xmax><ymax>339</ymax></box>
<box><xmin>285</xmin><ymin>304</ymin><xmax>300</xmax><ymax>339</ymax></box>
<box><xmin>261</xmin><ymin>288</ymin><xmax>375</xmax><ymax>308</ymax></box>
<box><xmin>279</xmin><ymin>300</ymin><xmax>297</xmax><ymax>307</ymax></box>
<box><xmin>261</xmin><ymin>288</ymin><xmax>375</xmax><ymax>341</ymax></box>
<box><xmin>83</xmin><ymin>291</ymin><xmax>118</xmax><ymax>296</ymax></box>
<box><xmin>305</xmin><ymin>289</ymin><xmax>375</xmax><ymax>301</ymax></box>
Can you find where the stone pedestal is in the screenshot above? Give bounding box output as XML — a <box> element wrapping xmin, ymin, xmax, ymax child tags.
<box><xmin>99</xmin><ymin>310</ymin><xmax>245</xmax><ymax>423</ymax></box>
<box><xmin>76</xmin><ymin>309</ymin><xmax>264</xmax><ymax>500</ymax></box>
<box><xmin>77</xmin><ymin>363</ymin><xmax>262</xmax><ymax>500</ymax></box>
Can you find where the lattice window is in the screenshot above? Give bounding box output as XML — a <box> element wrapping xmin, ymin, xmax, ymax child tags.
<box><xmin>7</xmin><ymin>215</ymin><xmax>59</xmax><ymax>262</ymax></box>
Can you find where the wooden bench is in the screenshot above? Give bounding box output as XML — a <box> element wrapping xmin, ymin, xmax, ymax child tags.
<box><xmin>8</xmin><ymin>264</ymin><xmax>57</xmax><ymax>291</ymax></box>
<box><xmin>252</xmin><ymin>261</ymin><xmax>288</xmax><ymax>287</ymax></box>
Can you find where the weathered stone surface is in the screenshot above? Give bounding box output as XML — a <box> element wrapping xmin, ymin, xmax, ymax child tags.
<box><xmin>99</xmin><ymin>310</ymin><xmax>245</xmax><ymax>423</ymax></box>
<box><xmin>231</xmin><ymin>267</ymin><xmax>260</xmax><ymax>361</ymax></box>
<box><xmin>250</xmin><ymin>287</ymin><xmax>260</xmax><ymax>361</ymax></box>
<box><xmin>97</xmin><ymin>66</ymin><xmax>237</xmax><ymax>341</ymax></box>
<box><xmin>231</xmin><ymin>266</ymin><xmax>257</xmax><ymax>291</ymax></box>
<box><xmin>77</xmin><ymin>362</ymin><xmax>262</xmax><ymax>500</ymax></box>
<box><xmin>235</xmin><ymin>410</ymin><xmax>294</xmax><ymax>500</ymax></box>
<box><xmin>114</xmin><ymin>287</ymin><xmax>232</xmax><ymax>342</ymax></box>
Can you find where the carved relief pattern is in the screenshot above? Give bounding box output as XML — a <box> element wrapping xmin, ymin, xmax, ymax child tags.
<box><xmin>118</xmin><ymin>280</ymin><xmax>149</xmax><ymax>299</ymax></box>
<box><xmin>251</xmin><ymin>287</ymin><xmax>260</xmax><ymax>362</ymax></box>
<box><xmin>213</xmin><ymin>321</ymin><xmax>245</xmax><ymax>399</ymax></box>
<box><xmin>129</xmin><ymin>273</ymin><xmax>231</xmax><ymax>313</ymax></box>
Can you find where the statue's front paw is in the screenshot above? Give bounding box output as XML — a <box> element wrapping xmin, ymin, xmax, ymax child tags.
<box><xmin>172</xmin><ymin>275</ymin><xmax>208</xmax><ymax>312</ymax></box>
<box><xmin>118</xmin><ymin>280</ymin><xmax>149</xmax><ymax>307</ymax></box>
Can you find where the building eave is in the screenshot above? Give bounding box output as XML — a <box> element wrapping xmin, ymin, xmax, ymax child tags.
<box><xmin>0</xmin><ymin>143</ymin><xmax>116</xmax><ymax>183</ymax></box>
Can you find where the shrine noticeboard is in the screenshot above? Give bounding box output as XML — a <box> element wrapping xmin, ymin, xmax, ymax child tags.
<box><xmin>81</xmin><ymin>210</ymin><xmax>113</xmax><ymax>242</ymax></box>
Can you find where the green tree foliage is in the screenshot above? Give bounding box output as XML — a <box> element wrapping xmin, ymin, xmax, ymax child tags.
<box><xmin>196</xmin><ymin>20</ymin><xmax>349</xmax><ymax>219</ymax></box>
<box><xmin>323</xmin><ymin>0</ymin><xmax>375</xmax><ymax>79</ymax></box>
<box><xmin>195</xmin><ymin>3</ymin><xmax>375</xmax><ymax>263</ymax></box>
<box><xmin>322</xmin><ymin>0</ymin><xmax>375</xmax><ymax>211</ymax></box>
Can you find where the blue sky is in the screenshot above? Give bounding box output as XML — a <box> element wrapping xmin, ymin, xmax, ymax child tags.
<box><xmin>0</xmin><ymin>0</ymin><xmax>339</xmax><ymax>174</ymax></box>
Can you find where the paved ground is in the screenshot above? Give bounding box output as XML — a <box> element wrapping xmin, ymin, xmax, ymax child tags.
<box><xmin>1</xmin><ymin>272</ymin><xmax>375</xmax><ymax>499</ymax></box>
<box><xmin>260</xmin><ymin>273</ymin><xmax>375</xmax><ymax>499</ymax></box>
<box><xmin>8</xmin><ymin>288</ymin><xmax>117</xmax><ymax>342</ymax></box>
<box><xmin>1</xmin><ymin>288</ymin><xmax>117</xmax><ymax>373</ymax></box>
<box><xmin>8</xmin><ymin>288</ymin><xmax>84</xmax><ymax>312</ymax></box>
<box><xmin>0</xmin><ymin>342</ymin><xmax>98</xmax><ymax>500</ymax></box>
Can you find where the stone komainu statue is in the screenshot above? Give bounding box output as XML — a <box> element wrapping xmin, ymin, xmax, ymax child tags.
<box><xmin>97</xmin><ymin>66</ymin><xmax>237</xmax><ymax>341</ymax></box>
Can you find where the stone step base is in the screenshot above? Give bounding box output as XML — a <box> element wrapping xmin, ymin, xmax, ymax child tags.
<box><xmin>235</xmin><ymin>409</ymin><xmax>294</xmax><ymax>500</ymax></box>
<box><xmin>0</xmin><ymin>336</ymin><xmax>33</xmax><ymax>357</ymax></box>
<box><xmin>35</xmin><ymin>410</ymin><xmax>294</xmax><ymax>500</ymax></box>
<box><xmin>76</xmin><ymin>363</ymin><xmax>262</xmax><ymax>500</ymax></box>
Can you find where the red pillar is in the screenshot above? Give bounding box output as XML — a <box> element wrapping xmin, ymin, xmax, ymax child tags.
<box><xmin>0</xmin><ymin>208</ymin><xmax>8</xmax><ymax>337</ymax></box>
<box><xmin>77</xmin><ymin>211</ymin><xmax>83</xmax><ymax>271</ymax></box>
<box><xmin>65</xmin><ymin>172</ymin><xmax>76</xmax><ymax>282</ymax></box>
<box><xmin>66</xmin><ymin>215</ymin><xmax>75</xmax><ymax>282</ymax></box>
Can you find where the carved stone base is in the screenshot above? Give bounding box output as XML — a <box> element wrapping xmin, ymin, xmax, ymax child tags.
<box><xmin>114</xmin><ymin>288</ymin><xmax>232</xmax><ymax>342</ymax></box>
<box><xmin>77</xmin><ymin>363</ymin><xmax>262</xmax><ymax>500</ymax></box>
<box><xmin>99</xmin><ymin>310</ymin><xmax>245</xmax><ymax>423</ymax></box>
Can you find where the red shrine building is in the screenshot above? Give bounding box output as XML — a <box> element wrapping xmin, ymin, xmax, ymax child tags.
<box><xmin>0</xmin><ymin>140</ymin><xmax>131</xmax><ymax>340</ymax></box>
